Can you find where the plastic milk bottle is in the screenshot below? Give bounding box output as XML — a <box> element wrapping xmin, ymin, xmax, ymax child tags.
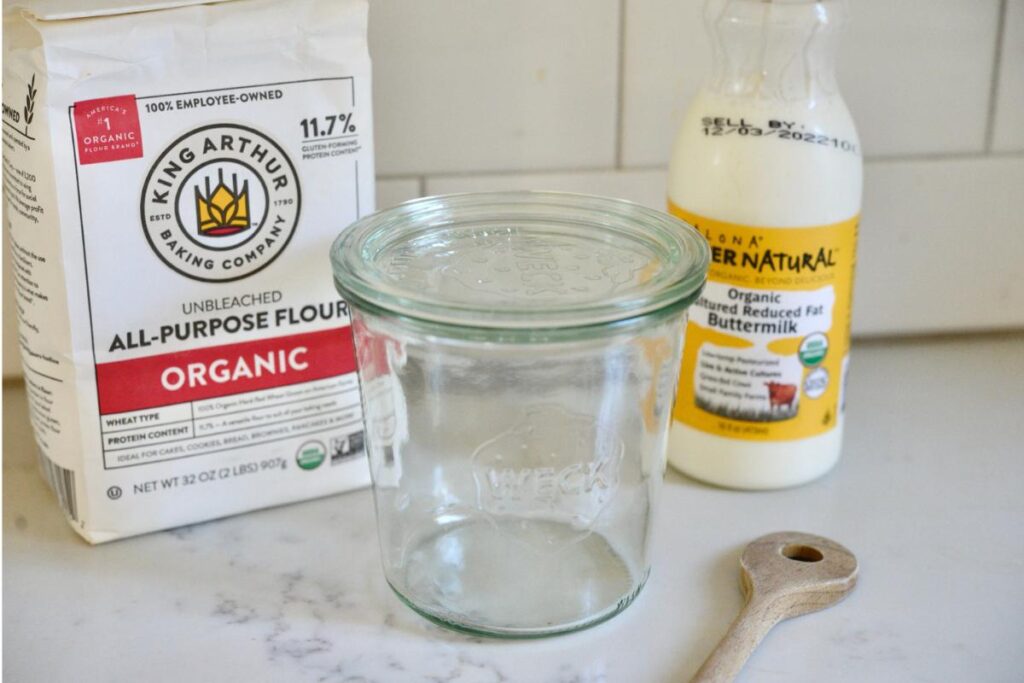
<box><xmin>668</xmin><ymin>0</ymin><xmax>862</xmax><ymax>489</ymax></box>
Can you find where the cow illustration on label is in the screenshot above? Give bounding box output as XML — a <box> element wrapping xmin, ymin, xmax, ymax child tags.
<box><xmin>765</xmin><ymin>381</ymin><xmax>798</xmax><ymax>415</ymax></box>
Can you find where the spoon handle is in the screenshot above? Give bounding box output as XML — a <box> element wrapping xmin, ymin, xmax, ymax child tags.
<box><xmin>690</xmin><ymin>597</ymin><xmax>779</xmax><ymax>683</ymax></box>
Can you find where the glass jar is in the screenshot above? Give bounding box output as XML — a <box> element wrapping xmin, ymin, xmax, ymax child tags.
<box><xmin>331</xmin><ymin>192</ymin><xmax>709</xmax><ymax>637</ymax></box>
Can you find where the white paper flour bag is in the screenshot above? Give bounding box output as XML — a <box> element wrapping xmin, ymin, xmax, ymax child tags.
<box><xmin>3</xmin><ymin>0</ymin><xmax>375</xmax><ymax>542</ymax></box>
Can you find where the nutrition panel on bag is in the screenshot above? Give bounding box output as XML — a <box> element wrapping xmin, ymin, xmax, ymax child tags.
<box><xmin>97</xmin><ymin>342</ymin><xmax>363</xmax><ymax>470</ymax></box>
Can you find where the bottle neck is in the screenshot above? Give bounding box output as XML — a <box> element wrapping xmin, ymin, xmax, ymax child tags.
<box><xmin>704</xmin><ymin>0</ymin><xmax>846</xmax><ymax>106</ymax></box>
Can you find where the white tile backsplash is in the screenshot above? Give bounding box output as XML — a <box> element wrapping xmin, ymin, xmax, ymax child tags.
<box><xmin>426</xmin><ymin>169</ymin><xmax>666</xmax><ymax>207</ymax></box>
<box><xmin>993</xmin><ymin>0</ymin><xmax>1024</xmax><ymax>151</ymax></box>
<box><xmin>841</xmin><ymin>0</ymin><xmax>1000</xmax><ymax>158</ymax></box>
<box><xmin>376</xmin><ymin>177</ymin><xmax>422</xmax><ymax>209</ymax></box>
<box><xmin>853</xmin><ymin>156</ymin><xmax>1024</xmax><ymax>335</ymax></box>
<box><xmin>4</xmin><ymin>2</ymin><xmax>1022</xmax><ymax>379</ymax></box>
<box><xmin>621</xmin><ymin>0</ymin><xmax>1002</xmax><ymax>167</ymax></box>
<box><xmin>370</xmin><ymin>0</ymin><xmax>620</xmax><ymax>175</ymax></box>
<box><xmin>620</xmin><ymin>0</ymin><xmax>709</xmax><ymax>168</ymax></box>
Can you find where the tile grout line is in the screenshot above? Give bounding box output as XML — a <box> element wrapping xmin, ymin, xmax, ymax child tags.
<box><xmin>374</xmin><ymin>175</ymin><xmax>420</xmax><ymax>182</ymax></box>
<box><xmin>614</xmin><ymin>0</ymin><xmax>627</xmax><ymax>169</ymax></box>
<box><xmin>984</xmin><ymin>0</ymin><xmax>1009</xmax><ymax>152</ymax></box>
<box><xmin>399</xmin><ymin>164</ymin><xmax>640</xmax><ymax>181</ymax></box>
<box><xmin>864</xmin><ymin>149</ymin><xmax>1024</xmax><ymax>164</ymax></box>
<box><xmin>381</xmin><ymin>150</ymin><xmax>1024</xmax><ymax>184</ymax></box>
<box><xmin>417</xmin><ymin>176</ymin><xmax>426</xmax><ymax>197</ymax></box>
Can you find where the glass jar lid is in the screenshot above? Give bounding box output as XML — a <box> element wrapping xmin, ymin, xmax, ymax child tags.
<box><xmin>331</xmin><ymin>192</ymin><xmax>709</xmax><ymax>330</ymax></box>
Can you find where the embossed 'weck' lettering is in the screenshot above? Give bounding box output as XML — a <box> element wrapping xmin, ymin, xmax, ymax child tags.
<box><xmin>485</xmin><ymin>460</ymin><xmax>616</xmax><ymax>500</ymax></box>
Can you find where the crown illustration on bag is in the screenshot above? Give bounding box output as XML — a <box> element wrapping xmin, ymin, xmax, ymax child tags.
<box><xmin>195</xmin><ymin>169</ymin><xmax>250</xmax><ymax>236</ymax></box>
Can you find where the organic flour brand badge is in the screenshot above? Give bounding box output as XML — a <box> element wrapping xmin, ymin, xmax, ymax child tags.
<box><xmin>140</xmin><ymin>124</ymin><xmax>301</xmax><ymax>282</ymax></box>
<box><xmin>73</xmin><ymin>94</ymin><xmax>144</xmax><ymax>164</ymax></box>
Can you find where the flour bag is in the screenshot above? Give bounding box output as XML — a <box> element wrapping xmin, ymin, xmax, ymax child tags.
<box><xmin>3</xmin><ymin>0</ymin><xmax>374</xmax><ymax>542</ymax></box>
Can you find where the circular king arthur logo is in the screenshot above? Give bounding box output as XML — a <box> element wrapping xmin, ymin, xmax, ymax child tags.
<box><xmin>140</xmin><ymin>123</ymin><xmax>300</xmax><ymax>282</ymax></box>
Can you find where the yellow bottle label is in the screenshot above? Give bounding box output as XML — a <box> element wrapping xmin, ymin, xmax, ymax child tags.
<box><xmin>669</xmin><ymin>202</ymin><xmax>858</xmax><ymax>441</ymax></box>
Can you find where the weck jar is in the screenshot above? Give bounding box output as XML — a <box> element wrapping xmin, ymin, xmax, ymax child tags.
<box><xmin>331</xmin><ymin>192</ymin><xmax>709</xmax><ymax>637</ymax></box>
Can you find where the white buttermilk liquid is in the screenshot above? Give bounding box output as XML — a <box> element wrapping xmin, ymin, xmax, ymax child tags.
<box><xmin>668</xmin><ymin>89</ymin><xmax>862</xmax><ymax>489</ymax></box>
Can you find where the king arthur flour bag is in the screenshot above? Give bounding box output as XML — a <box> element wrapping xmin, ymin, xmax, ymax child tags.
<box><xmin>3</xmin><ymin>0</ymin><xmax>374</xmax><ymax>542</ymax></box>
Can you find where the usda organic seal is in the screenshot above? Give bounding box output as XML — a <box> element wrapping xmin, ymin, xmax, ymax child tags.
<box><xmin>296</xmin><ymin>440</ymin><xmax>327</xmax><ymax>470</ymax></box>
<box><xmin>799</xmin><ymin>332</ymin><xmax>829</xmax><ymax>366</ymax></box>
<box><xmin>140</xmin><ymin>123</ymin><xmax>301</xmax><ymax>282</ymax></box>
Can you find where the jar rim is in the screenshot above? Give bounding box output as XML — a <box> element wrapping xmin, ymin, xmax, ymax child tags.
<box><xmin>331</xmin><ymin>191</ymin><xmax>709</xmax><ymax>331</ymax></box>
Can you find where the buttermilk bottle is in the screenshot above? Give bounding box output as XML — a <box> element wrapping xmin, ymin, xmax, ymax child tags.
<box><xmin>668</xmin><ymin>0</ymin><xmax>862</xmax><ymax>488</ymax></box>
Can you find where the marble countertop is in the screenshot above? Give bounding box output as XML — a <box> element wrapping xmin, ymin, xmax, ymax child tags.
<box><xmin>5</xmin><ymin>334</ymin><xmax>1023</xmax><ymax>682</ymax></box>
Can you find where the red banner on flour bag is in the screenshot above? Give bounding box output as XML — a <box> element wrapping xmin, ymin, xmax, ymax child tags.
<box><xmin>95</xmin><ymin>328</ymin><xmax>357</xmax><ymax>414</ymax></box>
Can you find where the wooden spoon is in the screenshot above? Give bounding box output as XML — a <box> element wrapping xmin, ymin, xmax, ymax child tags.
<box><xmin>691</xmin><ymin>531</ymin><xmax>858</xmax><ymax>683</ymax></box>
